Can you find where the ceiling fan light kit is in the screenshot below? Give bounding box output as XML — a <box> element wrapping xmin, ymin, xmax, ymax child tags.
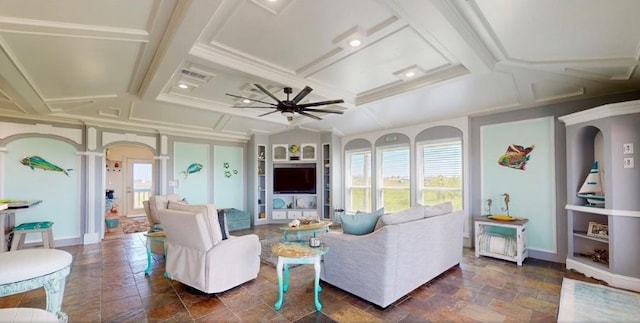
<box><xmin>226</xmin><ymin>84</ymin><xmax>344</xmax><ymax>120</ymax></box>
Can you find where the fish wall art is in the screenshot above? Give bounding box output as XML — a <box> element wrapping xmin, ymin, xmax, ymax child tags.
<box><xmin>497</xmin><ymin>144</ymin><xmax>534</xmax><ymax>170</ymax></box>
<box><xmin>20</xmin><ymin>155</ymin><xmax>73</xmax><ymax>176</ymax></box>
<box><xmin>180</xmin><ymin>163</ymin><xmax>203</xmax><ymax>178</ymax></box>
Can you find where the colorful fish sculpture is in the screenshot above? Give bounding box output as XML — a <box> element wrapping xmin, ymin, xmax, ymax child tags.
<box><xmin>497</xmin><ymin>144</ymin><xmax>535</xmax><ymax>170</ymax></box>
<box><xmin>20</xmin><ymin>156</ymin><xmax>73</xmax><ymax>176</ymax></box>
<box><xmin>180</xmin><ymin>163</ymin><xmax>203</xmax><ymax>178</ymax></box>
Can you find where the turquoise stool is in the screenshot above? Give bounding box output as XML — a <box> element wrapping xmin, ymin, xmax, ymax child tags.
<box><xmin>11</xmin><ymin>221</ymin><xmax>54</xmax><ymax>251</ymax></box>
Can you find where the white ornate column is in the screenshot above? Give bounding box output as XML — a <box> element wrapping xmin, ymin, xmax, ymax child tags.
<box><xmin>82</xmin><ymin>127</ymin><xmax>102</xmax><ymax>244</ymax></box>
<box><xmin>0</xmin><ymin>147</ymin><xmax>6</xmax><ymax>197</ymax></box>
<box><xmin>155</xmin><ymin>155</ymin><xmax>170</xmax><ymax>195</ymax></box>
<box><xmin>157</xmin><ymin>135</ymin><xmax>169</xmax><ymax>195</ymax></box>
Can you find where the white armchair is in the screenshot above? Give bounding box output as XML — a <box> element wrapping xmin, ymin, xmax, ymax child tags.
<box><xmin>145</xmin><ymin>194</ymin><xmax>183</xmax><ymax>231</ymax></box>
<box><xmin>157</xmin><ymin>203</ymin><xmax>261</xmax><ymax>293</ymax></box>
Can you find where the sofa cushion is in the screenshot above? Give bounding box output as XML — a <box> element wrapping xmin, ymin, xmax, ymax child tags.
<box><xmin>167</xmin><ymin>202</ymin><xmax>225</xmax><ymax>244</ymax></box>
<box><xmin>341</xmin><ymin>208</ymin><xmax>384</xmax><ymax>235</ymax></box>
<box><xmin>424</xmin><ymin>201</ymin><xmax>453</xmax><ymax>217</ymax></box>
<box><xmin>375</xmin><ymin>206</ymin><xmax>424</xmax><ymax>230</ymax></box>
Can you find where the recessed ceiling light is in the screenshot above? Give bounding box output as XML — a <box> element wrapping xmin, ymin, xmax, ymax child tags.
<box><xmin>243</xmin><ymin>99</ymin><xmax>251</xmax><ymax>104</ymax></box>
<box><xmin>348</xmin><ymin>39</ymin><xmax>362</xmax><ymax>47</ymax></box>
<box><xmin>178</xmin><ymin>83</ymin><xmax>189</xmax><ymax>89</ymax></box>
<box><xmin>404</xmin><ymin>71</ymin><xmax>416</xmax><ymax>78</ymax></box>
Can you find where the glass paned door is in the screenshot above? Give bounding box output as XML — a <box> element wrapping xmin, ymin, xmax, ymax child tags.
<box><xmin>126</xmin><ymin>160</ymin><xmax>153</xmax><ymax>216</ymax></box>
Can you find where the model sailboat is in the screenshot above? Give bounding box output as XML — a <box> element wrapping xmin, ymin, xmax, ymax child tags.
<box><xmin>577</xmin><ymin>161</ymin><xmax>605</xmax><ymax>207</ymax></box>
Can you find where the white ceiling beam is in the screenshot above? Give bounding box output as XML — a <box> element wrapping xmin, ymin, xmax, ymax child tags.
<box><xmin>388</xmin><ymin>0</ymin><xmax>496</xmax><ymax>74</ymax></box>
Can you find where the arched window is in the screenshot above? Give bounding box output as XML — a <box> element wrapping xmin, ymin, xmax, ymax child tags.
<box><xmin>416</xmin><ymin>126</ymin><xmax>463</xmax><ymax>210</ymax></box>
<box><xmin>375</xmin><ymin>133</ymin><xmax>411</xmax><ymax>213</ymax></box>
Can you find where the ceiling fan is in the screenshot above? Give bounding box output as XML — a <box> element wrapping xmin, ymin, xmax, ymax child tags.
<box><xmin>226</xmin><ymin>84</ymin><xmax>344</xmax><ymax>121</ymax></box>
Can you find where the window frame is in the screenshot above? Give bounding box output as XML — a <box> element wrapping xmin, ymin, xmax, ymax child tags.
<box><xmin>376</xmin><ymin>144</ymin><xmax>411</xmax><ymax>213</ymax></box>
<box><xmin>345</xmin><ymin>148</ymin><xmax>372</xmax><ymax>212</ymax></box>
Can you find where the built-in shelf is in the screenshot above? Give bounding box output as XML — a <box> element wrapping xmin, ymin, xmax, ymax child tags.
<box><xmin>561</xmin><ymin>100</ymin><xmax>640</xmax><ymax>292</ymax></box>
<box><xmin>572</xmin><ymin>231</ymin><xmax>609</xmax><ymax>243</ymax></box>
<box><xmin>322</xmin><ymin>143</ymin><xmax>331</xmax><ymax>220</ymax></box>
<box><xmin>256</xmin><ymin>145</ymin><xmax>267</xmax><ymax>222</ymax></box>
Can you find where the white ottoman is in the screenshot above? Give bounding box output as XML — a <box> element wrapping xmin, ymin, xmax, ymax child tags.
<box><xmin>0</xmin><ymin>249</ymin><xmax>72</xmax><ymax>322</ymax></box>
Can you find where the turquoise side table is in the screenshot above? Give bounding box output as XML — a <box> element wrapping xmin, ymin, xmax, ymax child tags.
<box><xmin>144</xmin><ymin>231</ymin><xmax>168</xmax><ymax>277</ymax></box>
<box><xmin>272</xmin><ymin>242</ymin><xmax>328</xmax><ymax>311</ymax></box>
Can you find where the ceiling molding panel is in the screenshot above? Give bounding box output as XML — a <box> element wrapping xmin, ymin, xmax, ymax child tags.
<box><xmin>309</xmin><ymin>26</ymin><xmax>451</xmax><ymax>94</ymax></box>
<box><xmin>531</xmin><ymin>81</ymin><xmax>585</xmax><ymax>103</ymax></box>
<box><xmin>0</xmin><ymin>1</ymin><xmax>639</xmax><ymax>139</ymax></box>
<box><xmin>98</xmin><ymin>107</ymin><xmax>121</xmax><ymax>119</ymax></box>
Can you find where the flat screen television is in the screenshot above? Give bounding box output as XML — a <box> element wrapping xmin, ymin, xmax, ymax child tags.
<box><xmin>273</xmin><ymin>166</ymin><xmax>316</xmax><ymax>194</ymax></box>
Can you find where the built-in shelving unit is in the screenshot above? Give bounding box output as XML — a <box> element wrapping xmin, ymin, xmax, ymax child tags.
<box><xmin>560</xmin><ymin>100</ymin><xmax>640</xmax><ymax>292</ymax></box>
<box><xmin>322</xmin><ymin>143</ymin><xmax>332</xmax><ymax>220</ymax></box>
<box><xmin>256</xmin><ymin>145</ymin><xmax>267</xmax><ymax>223</ymax></box>
<box><xmin>269</xmin><ymin>143</ymin><xmax>319</xmax><ymax>222</ymax></box>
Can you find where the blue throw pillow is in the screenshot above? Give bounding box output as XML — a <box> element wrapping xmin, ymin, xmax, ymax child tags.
<box><xmin>340</xmin><ymin>208</ymin><xmax>384</xmax><ymax>235</ymax></box>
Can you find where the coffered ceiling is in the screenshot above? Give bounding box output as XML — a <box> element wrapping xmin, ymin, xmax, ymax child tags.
<box><xmin>0</xmin><ymin>0</ymin><xmax>639</xmax><ymax>141</ymax></box>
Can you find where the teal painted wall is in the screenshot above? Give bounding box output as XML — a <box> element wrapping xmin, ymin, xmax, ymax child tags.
<box><xmin>5</xmin><ymin>138</ymin><xmax>81</xmax><ymax>240</ymax></box>
<box><xmin>214</xmin><ymin>145</ymin><xmax>243</xmax><ymax>209</ymax></box>
<box><xmin>481</xmin><ymin>117</ymin><xmax>555</xmax><ymax>252</ymax></box>
<box><xmin>174</xmin><ymin>142</ymin><xmax>209</xmax><ymax>204</ymax></box>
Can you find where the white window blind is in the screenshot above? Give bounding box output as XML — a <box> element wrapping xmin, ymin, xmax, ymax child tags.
<box><xmin>347</xmin><ymin>150</ymin><xmax>371</xmax><ymax>212</ymax></box>
<box><xmin>420</xmin><ymin>140</ymin><xmax>462</xmax><ymax>210</ymax></box>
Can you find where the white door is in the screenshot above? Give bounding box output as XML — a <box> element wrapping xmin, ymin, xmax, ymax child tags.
<box><xmin>126</xmin><ymin>159</ymin><xmax>153</xmax><ymax>216</ymax></box>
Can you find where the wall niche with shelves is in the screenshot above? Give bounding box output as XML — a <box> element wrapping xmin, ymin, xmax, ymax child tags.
<box><xmin>271</xmin><ymin>194</ymin><xmax>318</xmax><ymax>220</ymax></box>
<box><xmin>256</xmin><ymin>145</ymin><xmax>267</xmax><ymax>221</ymax></box>
<box><xmin>560</xmin><ymin>100</ymin><xmax>640</xmax><ymax>292</ymax></box>
<box><xmin>322</xmin><ymin>143</ymin><xmax>331</xmax><ymax>220</ymax></box>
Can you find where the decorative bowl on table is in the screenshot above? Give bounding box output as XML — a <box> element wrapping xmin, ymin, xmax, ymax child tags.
<box><xmin>488</xmin><ymin>215</ymin><xmax>515</xmax><ymax>221</ymax></box>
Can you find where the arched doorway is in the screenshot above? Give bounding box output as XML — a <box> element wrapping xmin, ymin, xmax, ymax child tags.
<box><xmin>104</xmin><ymin>144</ymin><xmax>154</xmax><ymax>235</ymax></box>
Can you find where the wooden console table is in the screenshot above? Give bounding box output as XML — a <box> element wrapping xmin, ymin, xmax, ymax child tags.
<box><xmin>0</xmin><ymin>200</ymin><xmax>43</xmax><ymax>253</ymax></box>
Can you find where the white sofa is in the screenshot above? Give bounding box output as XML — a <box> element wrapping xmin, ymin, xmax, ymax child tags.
<box><xmin>157</xmin><ymin>202</ymin><xmax>261</xmax><ymax>294</ymax></box>
<box><xmin>320</xmin><ymin>204</ymin><xmax>464</xmax><ymax>308</ymax></box>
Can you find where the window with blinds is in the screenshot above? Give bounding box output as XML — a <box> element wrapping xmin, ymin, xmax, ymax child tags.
<box><xmin>346</xmin><ymin>150</ymin><xmax>372</xmax><ymax>212</ymax></box>
<box><xmin>418</xmin><ymin>139</ymin><xmax>462</xmax><ymax>210</ymax></box>
<box><xmin>378</xmin><ymin>146</ymin><xmax>410</xmax><ymax>213</ymax></box>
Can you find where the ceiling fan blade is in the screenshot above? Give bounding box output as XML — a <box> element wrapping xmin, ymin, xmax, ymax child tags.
<box><xmin>298</xmin><ymin>111</ymin><xmax>322</xmax><ymax>120</ymax></box>
<box><xmin>253</xmin><ymin>84</ymin><xmax>283</xmax><ymax>104</ymax></box>
<box><xmin>303</xmin><ymin>108</ymin><xmax>344</xmax><ymax>114</ymax></box>
<box><xmin>297</xmin><ymin>99</ymin><xmax>344</xmax><ymax>108</ymax></box>
<box><xmin>225</xmin><ymin>93</ymin><xmax>277</xmax><ymax>106</ymax></box>
<box><xmin>291</xmin><ymin>86</ymin><xmax>313</xmax><ymax>104</ymax></box>
<box><xmin>230</xmin><ymin>106</ymin><xmax>275</xmax><ymax>109</ymax></box>
<box><xmin>258</xmin><ymin>110</ymin><xmax>280</xmax><ymax>117</ymax></box>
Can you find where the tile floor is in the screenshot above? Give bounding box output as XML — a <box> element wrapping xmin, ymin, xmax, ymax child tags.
<box><xmin>1</xmin><ymin>224</ymin><xmax>604</xmax><ymax>322</ymax></box>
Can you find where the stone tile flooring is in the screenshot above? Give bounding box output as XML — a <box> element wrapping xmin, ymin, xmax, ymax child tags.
<box><xmin>1</xmin><ymin>224</ymin><xmax>604</xmax><ymax>322</ymax></box>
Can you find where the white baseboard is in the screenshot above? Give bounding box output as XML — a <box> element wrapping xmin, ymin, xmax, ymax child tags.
<box><xmin>566</xmin><ymin>258</ymin><xmax>640</xmax><ymax>292</ymax></box>
<box><xmin>83</xmin><ymin>232</ymin><xmax>100</xmax><ymax>245</ymax></box>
